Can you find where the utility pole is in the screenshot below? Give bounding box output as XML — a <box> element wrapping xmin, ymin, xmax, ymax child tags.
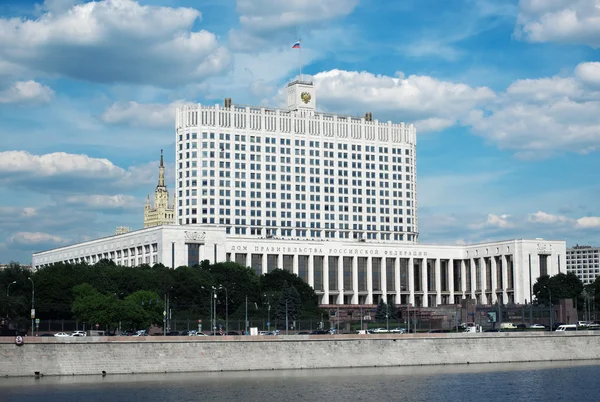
<box><xmin>285</xmin><ymin>298</ymin><xmax>289</xmax><ymax>335</ymax></box>
<box><xmin>28</xmin><ymin>277</ymin><xmax>35</xmax><ymax>337</ymax></box>
<box><xmin>245</xmin><ymin>295</ymin><xmax>248</xmax><ymax>336</ymax></box>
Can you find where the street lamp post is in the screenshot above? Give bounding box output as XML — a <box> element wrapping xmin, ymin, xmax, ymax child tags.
<box><xmin>544</xmin><ymin>285</ymin><xmax>553</xmax><ymax>330</ymax></box>
<box><xmin>6</xmin><ymin>280</ymin><xmax>16</xmax><ymax>318</ymax></box>
<box><xmin>220</xmin><ymin>285</ymin><xmax>228</xmax><ymax>334</ymax></box>
<box><xmin>213</xmin><ymin>287</ymin><xmax>217</xmax><ymax>335</ymax></box>
<box><xmin>28</xmin><ymin>277</ymin><xmax>35</xmax><ymax>336</ymax></box>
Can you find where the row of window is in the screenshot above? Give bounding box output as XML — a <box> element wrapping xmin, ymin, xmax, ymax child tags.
<box><xmin>179</xmin><ymin>132</ymin><xmax>413</xmax><ymax>155</ymax></box>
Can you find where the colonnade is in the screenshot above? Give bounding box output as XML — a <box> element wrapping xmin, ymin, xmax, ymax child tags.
<box><xmin>228</xmin><ymin>252</ymin><xmax>520</xmax><ymax>306</ymax></box>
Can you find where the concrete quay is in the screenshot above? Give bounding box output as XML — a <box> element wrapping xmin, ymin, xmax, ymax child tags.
<box><xmin>1</xmin><ymin>332</ymin><xmax>599</xmax><ymax>377</ymax></box>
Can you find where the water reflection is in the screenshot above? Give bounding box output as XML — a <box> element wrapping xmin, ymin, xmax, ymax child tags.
<box><xmin>2</xmin><ymin>360</ymin><xmax>599</xmax><ymax>402</ymax></box>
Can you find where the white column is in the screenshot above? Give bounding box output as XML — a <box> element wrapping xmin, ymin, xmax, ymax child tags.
<box><xmin>480</xmin><ymin>257</ymin><xmax>487</xmax><ymax>304</ymax></box>
<box><xmin>338</xmin><ymin>256</ymin><xmax>344</xmax><ymax>304</ymax></box>
<box><xmin>366</xmin><ymin>256</ymin><xmax>373</xmax><ymax>304</ymax></box>
<box><xmin>501</xmin><ymin>255</ymin><xmax>508</xmax><ymax>304</ymax></box>
<box><xmin>323</xmin><ymin>256</ymin><xmax>330</xmax><ymax>305</ymax></box>
<box><xmin>460</xmin><ymin>259</ymin><xmax>467</xmax><ymax>299</ymax></box>
<box><xmin>491</xmin><ymin>256</ymin><xmax>498</xmax><ymax>304</ymax></box>
<box><xmin>381</xmin><ymin>257</ymin><xmax>388</xmax><ymax>304</ymax></box>
<box><xmin>277</xmin><ymin>254</ymin><xmax>282</xmax><ymax>269</ymax></box>
<box><xmin>292</xmin><ymin>254</ymin><xmax>298</xmax><ymax>276</ymax></box>
<box><xmin>308</xmin><ymin>254</ymin><xmax>314</xmax><ymax>288</ymax></box>
<box><xmin>470</xmin><ymin>259</ymin><xmax>477</xmax><ymax>299</ymax></box>
<box><xmin>352</xmin><ymin>256</ymin><xmax>358</xmax><ymax>305</ymax></box>
<box><xmin>394</xmin><ymin>258</ymin><xmax>401</xmax><ymax>305</ymax></box>
<box><xmin>245</xmin><ymin>253</ymin><xmax>251</xmax><ymax>268</ymax></box>
<box><xmin>435</xmin><ymin>258</ymin><xmax>441</xmax><ymax>306</ymax></box>
<box><xmin>408</xmin><ymin>257</ymin><xmax>415</xmax><ymax>306</ymax></box>
<box><xmin>262</xmin><ymin>253</ymin><xmax>268</xmax><ymax>275</ymax></box>
<box><xmin>449</xmin><ymin>259</ymin><xmax>455</xmax><ymax>305</ymax></box>
<box><xmin>421</xmin><ymin>259</ymin><xmax>428</xmax><ymax>308</ymax></box>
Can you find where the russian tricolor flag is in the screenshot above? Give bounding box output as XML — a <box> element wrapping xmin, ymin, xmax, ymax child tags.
<box><xmin>292</xmin><ymin>41</ymin><xmax>301</xmax><ymax>49</ymax></box>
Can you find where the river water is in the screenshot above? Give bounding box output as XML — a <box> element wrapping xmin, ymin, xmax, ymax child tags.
<box><xmin>1</xmin><ymin>361</ymin><xmax>599</xmax><ymax>401</ymax></box>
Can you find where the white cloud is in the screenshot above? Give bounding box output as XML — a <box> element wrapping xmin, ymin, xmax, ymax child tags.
<box><xmin>229</xmin><ymin>0</ymin><xmax>358</xmax><ymax>50</ymax></box>
<box><xmin>466</xmin><ymin>62</ymin><xmax>600</xmax><ymax>156</ymax></box>
<box><xmin>0</xmin><ymin>80</ymin><xmax>54</xmax><ymax>104</ymax></box>
<box><xmin>575</xmin><ymin>62</ymin><xmax>600</xmax><ymax>88</ymax></box>
<box><xmin>0</xmin><ymin>150</ymin><xmax>158</xmax><ymax>194</ymax></box>
<box><xmin>8</xmin><ymin>231</ymin><xmax>66</xmax><ymax>246</ymax></box>
<box><xmin>515</xmin><ymin>0</ymin><xmax>600</xmax><ymax>47</ymax></box>
<box><xmin>64</xmin><ymin>194</ymin><xmax>139</xmax><ymax>209</ymax></box>
<box><xmin>0</xmin><ymin>0</ymin><xmax>230</xmax><ymax>86</ymax></box>
<box><xmin>470</xmin><ymin>214</ymin><xmax>514</xmax><ymax>229</ymax></box>
<box><xmin>101</xmin><ymin>101</ymin><xmax>187</xmax><ymax>128</ymax></box>
<box><xmin>311</xmin><ymin>69</ymin><xmax>495</xmax><ymax>132</ymax></box>
<box><xmin>576</xmin><ymin>216</ymin><xmax>600</xmax><ymax>228</ymax></box>
<box><xmin>528</xmin><ymin>211</ymin><xmax>571</xmax><ymax>224</ymax></box>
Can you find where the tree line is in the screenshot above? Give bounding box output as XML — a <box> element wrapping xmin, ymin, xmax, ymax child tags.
<box><xmin>0</xmin><ymin>260</ymin><xmax>324</xmax><ymax>333</ymax></box>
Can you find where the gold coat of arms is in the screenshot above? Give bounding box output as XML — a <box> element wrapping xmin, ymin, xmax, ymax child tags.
<box><xmin>301</xmin><ymin>92</ymin><xmax>311</xmax><ymax>104</ymax></box>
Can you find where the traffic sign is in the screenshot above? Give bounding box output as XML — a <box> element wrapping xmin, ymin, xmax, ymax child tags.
<box><xmin>267</xmin><ymin>321</ymin><xmax>270</xmax><ymax>326</ymax></box>
<box><xmin>163</xmin><ymin>310</ymin><xmax>167</xmax><ymax>316</ymax></box>
<box><xmin>198</xmin><ymin>319</ymin><xmax>202</xmax><ymax>323</ymax></box>
<box><xmin>35</xmin><ymin>318</ymin><xmax>40</xmax><ymax>324</ymax></box>
<box><xmin>95</xmin><ymin>323</ymin><xmax>100</xmax><ymax>329</ymax></box>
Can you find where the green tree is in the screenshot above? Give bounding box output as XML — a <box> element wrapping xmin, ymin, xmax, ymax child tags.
<box><xmin>276</xmin><ymin>281</ymin><xmax>301</xmax><ymax>324</ymax></box>
<box><xmin>533</xmin><ymin>272</ymin><xmax>584</xmax><ymax>305</ymax></box>
<box><xmin>71</xmin><ymin>283</ymin><xmax>120</xmax><ymax>333</ymax></box>
<box><xmin>120</xmin><ymin>290</ymin><xmax>163</xmax><ymax>331</ymax></box>
<box><xmin>375</xmin><ymin>299</ymin><xmax>387</xmax><ymax>322</ymax></box>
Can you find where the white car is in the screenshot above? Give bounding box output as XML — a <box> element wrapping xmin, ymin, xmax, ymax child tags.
<box><xmin>529</xmin><ymin>324</ymin><xmax>545</xmax><ymax>329</ymax></box>
<box><xmin>71</xmin><ymin>330</ymin><xmax>86</xmax><ymax>337</ymax></box>
<box><xmin>370</xmin><ymin>328</ymin><xmax>390</xmax><ymax>333</ymax></box>
<box><xmin>54</xmin><ymin>332</ymin><xmax>71</xmax><ymax>337</ymax></box>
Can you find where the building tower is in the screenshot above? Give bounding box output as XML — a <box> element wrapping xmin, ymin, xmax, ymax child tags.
<box><xmin>143</xmin><ymin>150</ymin><xmax>176</xmax><ymax>228</ymax></box>
<box><xmin>175</xmin><ymin>80</ymin><xmax>418</xmax><ymax>243</ymax></box>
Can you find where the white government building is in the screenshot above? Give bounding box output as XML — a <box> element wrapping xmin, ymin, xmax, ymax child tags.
<box><xmin>32</xmin><ymin>80</ymin><xmax>566</xmax><ymax>307</ymax></box>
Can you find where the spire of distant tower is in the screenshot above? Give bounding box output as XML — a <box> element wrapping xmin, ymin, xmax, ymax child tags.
<box><xmin>158</xmin><ymin>149</ymin><xmax>165</xmax><ymax>188</ymax></box>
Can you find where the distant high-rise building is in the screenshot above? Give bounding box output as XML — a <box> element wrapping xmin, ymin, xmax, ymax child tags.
<box><xmin>175</xmin><ymin>80</ymin><xmax>418</xmax><ymax>242</ymax></box>
<box><xmin>566</xmin><ymin>245</ymin><xmax>600</xmax><ymax>285</ymax></box>
<box><xmin>144</xmin><ymin>150</ymin><xmax>176</xmax><ymax>228</ymax></box>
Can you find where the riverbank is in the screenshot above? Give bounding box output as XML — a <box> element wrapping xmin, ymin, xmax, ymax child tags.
<box><xmin>1</xmin><ymin>332</ymin><xmax>599</xmax><ymax>377</ymax></box>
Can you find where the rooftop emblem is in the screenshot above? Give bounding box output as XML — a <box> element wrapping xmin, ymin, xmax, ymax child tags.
<box><xmin>301</xmin><ymin>92</ymin><xmax>311</xmax><ymax>104</ymax></box>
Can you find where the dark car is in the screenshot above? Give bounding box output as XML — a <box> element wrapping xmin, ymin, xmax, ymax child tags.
<box><xmin>226</xmin><ymin>331</ymin><xmax>240</xmax><ymax>336</ymax></box>
<box><xmin>39</xmin><ymin>333</ymin><xmax>54</xmax><ymax>337</ymax></box>
<box><xmin>310</xmin><ymin>330</ymin><xmax>330</xmax><ymax>335</ymax></box>
<box><xmin>551</xmin><ymin>323</ymin><xmax>565</xmax><ymax>331</ymax></box>
<box><xmin>516</xmin><ymin>324</ymin><xmax>527</xmax><ymax>330</ymax></box>
<box><xmin>166</xmin><ymin>331</ymin><xmax>180</xmax><ymax>336</ymax></box>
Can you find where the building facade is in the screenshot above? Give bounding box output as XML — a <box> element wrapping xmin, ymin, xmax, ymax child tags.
<box><xmin>567</xmin><ymin>245</ymin><xmax>600</xmax><ymax>285</ymax></box>
<box><xmin>144</xmin><ymin>150</ymin><xmax>176</xmax><ymax>228</ymax></box>
<box><xmin>32</xmin><ymin>227</ymin><xmax>565</xmax><ymax>306</ymax></box>
<box><xmin>175</xmin><ymin>81</ymin><xmax>418</xmax><ymax>242</ymax></box>
<box><xmin>32</xmin><ymin>78</ymin><xmax>568</xmax><ymax>307</ymax></box>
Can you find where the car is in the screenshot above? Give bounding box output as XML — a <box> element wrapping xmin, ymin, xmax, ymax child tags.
<box><xmin>166</xmin><ymin>331</ymin><xmax>180</xmax><ymax>336</ymax></box>
<box><xmin>54</xmin><ymin>332</ymin><xmax>71</xmax><ymax>337</ymax></box>
<box><xmin>530</xmin><ymin>324</ymin><xmax>545</xmax><ymax>329</ymax></box>
<box><xmin>39</xmin><ymin>333</ymin><xmax>54</xmax><ymax>337</ymax></box>
<box><xmin>194</xmin><ymin>332</ymin><xmax>208</xmax><ymax>336</ymax></box>
<box><xmin>370</xmin><ymin>328</ymin><xmax>389</xmax><ymax>333</ymax></box>
<box><xmin>72</xmin><ymin>330</ymin><xmax>86</xmax><ymax>337</ymax></box>
<box><xmin>389</xmin><ymin>327</ymin><xmax>406</xmax><ymax>334</ymax></box>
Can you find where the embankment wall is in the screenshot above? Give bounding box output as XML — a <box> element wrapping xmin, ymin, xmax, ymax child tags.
<box><xmin>1</xmin><ymin>332</ymin><xmax>599</xmax><ymax>377</ymax></box>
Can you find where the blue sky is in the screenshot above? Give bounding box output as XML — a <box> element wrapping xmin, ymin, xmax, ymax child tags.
<box><xmin>1</xmin><ymin>0</ymin><xmax>599</xmax><ymax>263</ymax></box>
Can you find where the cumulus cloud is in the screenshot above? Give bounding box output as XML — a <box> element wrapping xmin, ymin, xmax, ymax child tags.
<box><xmin>0</xmin><ymin>151</ymin><xmax>158</xmax><ymax>194</ymax></box>
<box><xmin>311</xmin><ymin>69</ymin><xmax>495</xmax><ymax>132</ymax></box>
<box><xmin>0</xmin><ymin>80</ymin><xmax>54</xmax><ymax>104</ymax></box>
<box><xmin>63</xmin><ymin>194</ymin><xmax>139</xmax><ymax>210</ymax></box>
<box><xmin>0</xmin><ymin>0</ymin><xmax>230</xmax><ymax>86</ymax></box>
<box><xmin>8</xmin><ymin>231</ymin><xmax>67</xmax><ymax>247</ymax></box>
<box><xmin>515</xmin><ymin>0</ymin><xmax>600</xmax><ymax>48</ymax></box>
<box><xmin>101</xmin><ymin>100</ymin><xmax>187</xmax><ymax>128</ymax></box>
<box><xmin>528</xmin><ymin>211</ymin><xmax>571</xmax><ymax>224</ymax></box>
<box><xmin>575</xmin><ymin>62</ymin><xmax>600</xmax><ymax>88</ymax></box>
<box><xmin>466</xmin><ymin>61</ymin><xmax>600</xmax><ymax>156</ymax></box>
<box><xmin>576</xmin><ymin>216</ymin><xmax>600</xmax><ymax>228</ymax></box>
<box><xmin>229</xmin><ymin>0</ymin><xmax>358</xmax><ymax>50</ymax></box>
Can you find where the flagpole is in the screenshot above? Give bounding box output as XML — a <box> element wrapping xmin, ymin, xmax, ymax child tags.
<box><xmin>299</xmin><ymin>39</ymin><xmax>302</xmax><ymax>81</ymax></box>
